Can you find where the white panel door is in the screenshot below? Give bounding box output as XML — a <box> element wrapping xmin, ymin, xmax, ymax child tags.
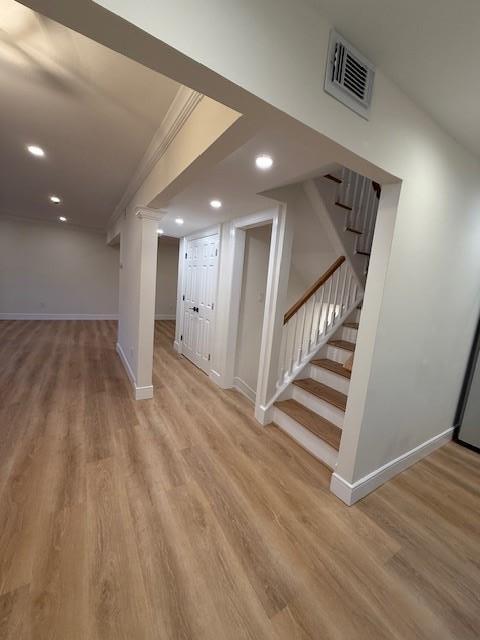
<box><xmin>182</xmin><ymin>233</ymin><xmax>219</xmax><ymax>373</ymax></box>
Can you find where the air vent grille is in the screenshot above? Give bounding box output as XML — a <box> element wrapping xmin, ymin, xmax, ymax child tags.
<box><xmin>325</xmin><ymin>31</ymin><xmax>375</xmax><ymax>120</ymax></box>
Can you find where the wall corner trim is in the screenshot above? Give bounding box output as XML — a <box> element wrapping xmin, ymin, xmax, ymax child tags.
<box><xmin>330</xmin><ymin>426</ymin><xmax>454</xmax><ymax>505</ymax></box>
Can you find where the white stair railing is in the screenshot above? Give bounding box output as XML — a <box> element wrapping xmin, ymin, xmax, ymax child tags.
<box><xmin>275</xmin><ymin>256</ymin><xmax>362</xmax><ymax>394</ymax></box>
<box><xmin>336</xmin><ymin>167</ymin><xmax>380</xmax><ymax>255</ymax></box>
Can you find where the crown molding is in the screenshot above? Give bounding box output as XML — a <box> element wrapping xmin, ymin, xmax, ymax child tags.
<box><xmin>109</xmin><ymin>87</ymin><xmax>204</xmax><ymax>229</ymax></box>
<box><xmin>134</xmin><ymin>207</ymin><xmax>166</xmax><ymax>222</ymax></box>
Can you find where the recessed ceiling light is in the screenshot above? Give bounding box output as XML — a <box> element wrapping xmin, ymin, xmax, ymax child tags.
<box><xmin>157</xmin><ymin>228</ymin><xmax>164</xmax><ymax>235</ymax></box>
<box><xmin>210</xmin><ymin>199</ymin><xmax>222</xmax><ymax>209</ymax></box>
<box><xmin>58</xmin><ymin>216</ymin><xmax>67</xmax><ymax>222</ymax></box>
<box><xmin>27</xmin><ymin>144</ymin><xmax>45</xmax><ymax>157</ymax></box>
<box><xmin>255</xmin><ymin>154</ymin><xmax>273</xmax><ymax>170</ymax></box>
<box><xmin>175</xmin><ymin>218</ymin><xmax>184</xmax><ymax>225</ymax></box>
<box><xmin>49</xmin><ymin>195</ymin><xmax>62</xmax><ymax>204</ymax></box>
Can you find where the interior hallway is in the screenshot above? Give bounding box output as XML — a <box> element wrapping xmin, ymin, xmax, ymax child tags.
<box><xmin>0</xmin><ymin>319</ymin><xmax>479</xmax><ymax>639</ymax></box>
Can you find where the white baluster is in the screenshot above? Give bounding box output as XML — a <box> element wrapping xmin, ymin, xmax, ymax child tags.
<box><xmin>314</xmin><ymin>285</ymin><xmax>324</xmax><ymax>344</ymax></box>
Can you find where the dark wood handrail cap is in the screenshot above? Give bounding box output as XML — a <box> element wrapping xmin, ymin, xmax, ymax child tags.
<box><xmin>283</xmin><ymin>256</ymin><xmax>346</xmax><ymax>324</ymax></box>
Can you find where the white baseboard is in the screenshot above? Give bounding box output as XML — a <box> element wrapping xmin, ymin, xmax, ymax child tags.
<box><xmin>155</xmin><ymin>314</ymin><xmax>176</xmax><ymax>320</ymax></box>
<box><xmin>255</xmin><ymin>403</ymin><xmax>274</xmax><ymax>426</ymax></box>
<box><xmin>116</xmin><ymin>342</ymin><xmax>135</xmax><ymax>385</ymax></box>
<box><xmin>0</xmin><ymin>313</ymin><xmax>118</xmax><ymax>320</ymax></box>
<box><xmin>173</xmin><ymin>339</ymin><xmax>181</xmax><ymax>353</ymax></box>
<box><xmin>134</xmin><ymin>385</ymin><xmax>154</xmax><ymax>400</ymax></box>
<box><xmin>330</xmin><ymin>426</ymin><xmax>454</xmax><ymax>505</ymax></box>
<box><xmin>116</xmin><ymin>342</ymin><xmax>153</xmax><ymax>400</ymax></box>
<box><xmin>233</xmin><ymin>377</ymin><xmax>256</xmax><ymax>404</ymax></box>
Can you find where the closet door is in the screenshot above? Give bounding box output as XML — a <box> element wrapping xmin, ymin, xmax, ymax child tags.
<box><xmin>182</xmin><ymin>233</ymin><xmax>219</xmax><ymax>373</ymax></box>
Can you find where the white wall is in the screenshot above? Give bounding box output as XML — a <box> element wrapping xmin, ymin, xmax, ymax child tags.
<box><xmin>235</xmin><ymin>224</ymin><xmax>271</xmax><ymax>398</ymax></box>
<box><xmin>155</xmin><ymin>237</ymin><xmax>179</xmax><ymax>318</ymax></box>
<box><xmin>90</xmin><ymin>0</ymin><xmax>480</xmax><ymax>493</ymax></box>
<box><xmin>286</xmin><ymin>185</ymin><xmax>337</xmax><ymax>309</ymax></box>
<box><xmin>0</xmin><ymin>215</ymin><xmax>118</xmax><ymax>318</ymax></box>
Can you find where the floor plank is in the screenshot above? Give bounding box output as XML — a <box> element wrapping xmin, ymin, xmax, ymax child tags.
<box><xmin>0</xmin><ymin>319</ymin><xmax>478</xmax><ymax>638</ymax></box>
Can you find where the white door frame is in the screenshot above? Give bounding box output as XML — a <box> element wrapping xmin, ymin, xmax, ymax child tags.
<box><xmin>174</xmin><ymin>225</ymin><xmax>221</xmax><ymax>377</ymax></box>
<box><xmin>210</xmin><ymin>204</ymin><xmax>293</xmax><ymax>424</ymax></box>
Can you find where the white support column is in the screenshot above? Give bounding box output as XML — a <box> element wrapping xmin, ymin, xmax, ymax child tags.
<box><xmin>255</xmin><ymin>203</ymin><xmax>293</xmax><ymax>424</ymax></box>
<box><xmin>116</xmin><ymin>206</ymin><xmax>163</xmax><ymax>400</ymax></box>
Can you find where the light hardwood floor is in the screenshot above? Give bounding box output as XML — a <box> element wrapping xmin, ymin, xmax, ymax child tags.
<box><xmin>0</xmin><ymin>319</ymin><xmax>479</xmax><ymax>639</ymax></box>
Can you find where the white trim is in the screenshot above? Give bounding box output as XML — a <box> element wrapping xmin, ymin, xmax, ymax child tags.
<box><xmin>173</xmin><ymin>339</ymin><xmax>181</xmax><ymax>353</ymax></box>
<box><xmin>134</xmin><ymin>385</ymin><xmax>154</xmax><ymax>400</ymax></box>
<box><xmin>109</xmin><ymin>87</ymin><xmax>203</xmax><ymax>228</ymax></box>
<box><xmin>116</xmin><ymin>342</ymin><xmax>135</xmax><ymax>385</ymax></box>
<box><xmin>116</xmin><ymin>342</ymin><xmax>154</xmax><ymax>401</ymax></box>
<box><xmin>182</xmin><ymin>225</ymin><xmax>221</xmax><ymax>242</ymax></box>
<box><xmin>135</xmin><ymin>207</ymin><xmax>167</xmax><ymax>222</ymax></box>
<box><xmin>233</xmin><ymin>376</ymin><xmax>256</xmax><ymax>403</ymax></box>
<box><xmin>330</xmin><ymin>427</ymin><xmax>454</xmax><ymax>505</ymax></box>
<box><xmin>0</xmin><ymin>313</ymin><xmax>118</xmax><ymax>320</ymax></box>
<box><xmin>155</xmin><ymin>314</ymin><xmax>176</xmax><ymax>320</ymax></box>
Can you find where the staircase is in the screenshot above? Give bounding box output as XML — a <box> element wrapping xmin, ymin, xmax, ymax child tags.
<box><xmin>272</xmin><ymin>305</ymin><xmax>361</xmax><ymax>469</ymax></box>
<box><xmin>266</xmin><ymin>165</ymin><xmax>380</xmax><ymax>470</ymax></box>
<box><xmin>310</xmin><ymin>166</ymin><xmax>381</xmax><ymax>286</ymax></box>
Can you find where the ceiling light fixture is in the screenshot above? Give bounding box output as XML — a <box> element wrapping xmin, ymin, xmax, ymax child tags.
<box><xmin>210</xmin><ymin>199</ymin><xmax>222</xmax><ymax>209</ymax></box>
<box><xmin>175</xmin><ymin>218</ymin><xmax>184</xmax><ymax>225</ymax></box>
<box><xmin>157</xmin><ymin>228</ymin><xmax>164</xmax><ymax>235</ymax></box>
<box><xmin>49</xmin><ymin>195</ymin><xmax>62</xmax><ymax>204</ymax></box>
<box><xmin>58</xmin><ymin>216</ymin><xmax>67</xmax><ymax>222</ymax></box>
<box><xmin>27</xmin><ymin>144</ymin><xmax>45</xmax><ymax>157</ymax></box>
<box><xmin>255</xmin><ymin>154</ymin><xmax>273</xmax><ymax>170</ymax></box>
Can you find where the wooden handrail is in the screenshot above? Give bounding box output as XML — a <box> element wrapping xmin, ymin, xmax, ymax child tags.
<box><xmin>283</xmin><ymin>256</ymin><xmax>346</xmax><ymax>324</ymax></box>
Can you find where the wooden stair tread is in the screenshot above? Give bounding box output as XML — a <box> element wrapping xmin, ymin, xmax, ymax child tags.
<box><xmin>311</xmin><ymin>358</ymin><xmax>351</xmax><ymax>379</ymax></box>
<box><xmin>293</xmin><ymin>378</ymin><xmax>347</xmax><ymax>411</ymax></box>
<box><xmin>344</xmin><ymin>322</ymin><xmax>359</xmax><ymax>329</ymax></box>
<box><xmin>324</xmin><ymin>173</ymin><xmax>342</xmax><ymax>184</ymax></box>
<box><xmin>328</xmin><ymin>339</ymin><xmax>356</xmax><ymax>352</ymax></box>
<box><xmin>335</xmin><ymin>201</ymin><xmax>353</xmax><ymax>211</ymax></box>
<box><xmin>275</xmin><ymin>399</ymin><xmax>342</xmax><ymax>450</ymax></box>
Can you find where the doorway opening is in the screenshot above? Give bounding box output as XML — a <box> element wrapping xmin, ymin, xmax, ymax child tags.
<box><xmin>234</xmin><ymin>223</ymin><xmax>272</xmax><ymax>402</ymax></box>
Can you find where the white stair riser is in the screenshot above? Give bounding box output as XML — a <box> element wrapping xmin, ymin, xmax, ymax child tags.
<box><xmin>292</xmin><ymin>385</ymin><xmax>344</xmax><ymax>428</ymax></box>
<box><xmin>353</xmin><ymin>309</ymin><xmax>362</xmax><ymax>323</ymax></box>
<box><xmin>339</xmin><ymin>326</ymin><xmax>358</xmax><ymax>343</ymax></box>
<box><xmin>273</xmin><ymin>407</ymin><xmax>339</xmax><ymax>470</ymax></box>
<box><xmin>326</xmin><ymin>344</ymin><xmax>353</xmax><ymax>365</ymax></box>
<box><xmin>309</xmin><ymin>364</ymin><xmax>350</xmax><ymax>395</ymax></box>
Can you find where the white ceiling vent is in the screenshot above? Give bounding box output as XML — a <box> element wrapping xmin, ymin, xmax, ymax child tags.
<box><xmin>324</xmin><ymin>30</ymin><xmax>375</xmax><ymax>120</ymax></box>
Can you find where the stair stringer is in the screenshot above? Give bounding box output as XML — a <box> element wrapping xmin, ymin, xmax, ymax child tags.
<box><xmin>303</xmin><ymin>178</ymin><xmax>367</xmax><ymax>288</ymax></box>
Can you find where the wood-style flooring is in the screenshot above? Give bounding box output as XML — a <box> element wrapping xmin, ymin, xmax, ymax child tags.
<box><xmin>0</xmin><ymin>319</ymin><xmax>479</xmax><ymax>639</ymax></box>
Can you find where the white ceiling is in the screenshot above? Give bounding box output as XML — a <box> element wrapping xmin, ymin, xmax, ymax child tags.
<box><xmin>307</xmin><ymin>0</ymin><xmax>480</xmax><ymax>159</ymax></box>
<box><xmin>0</xmin><ymin>0</ymin><xmax>179</xmax><ymax>229</ymax></box>
<box><xmin>161</xmin><ymin>125</ymin><xmax>341</xmax><ymax>238</ymax></box>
